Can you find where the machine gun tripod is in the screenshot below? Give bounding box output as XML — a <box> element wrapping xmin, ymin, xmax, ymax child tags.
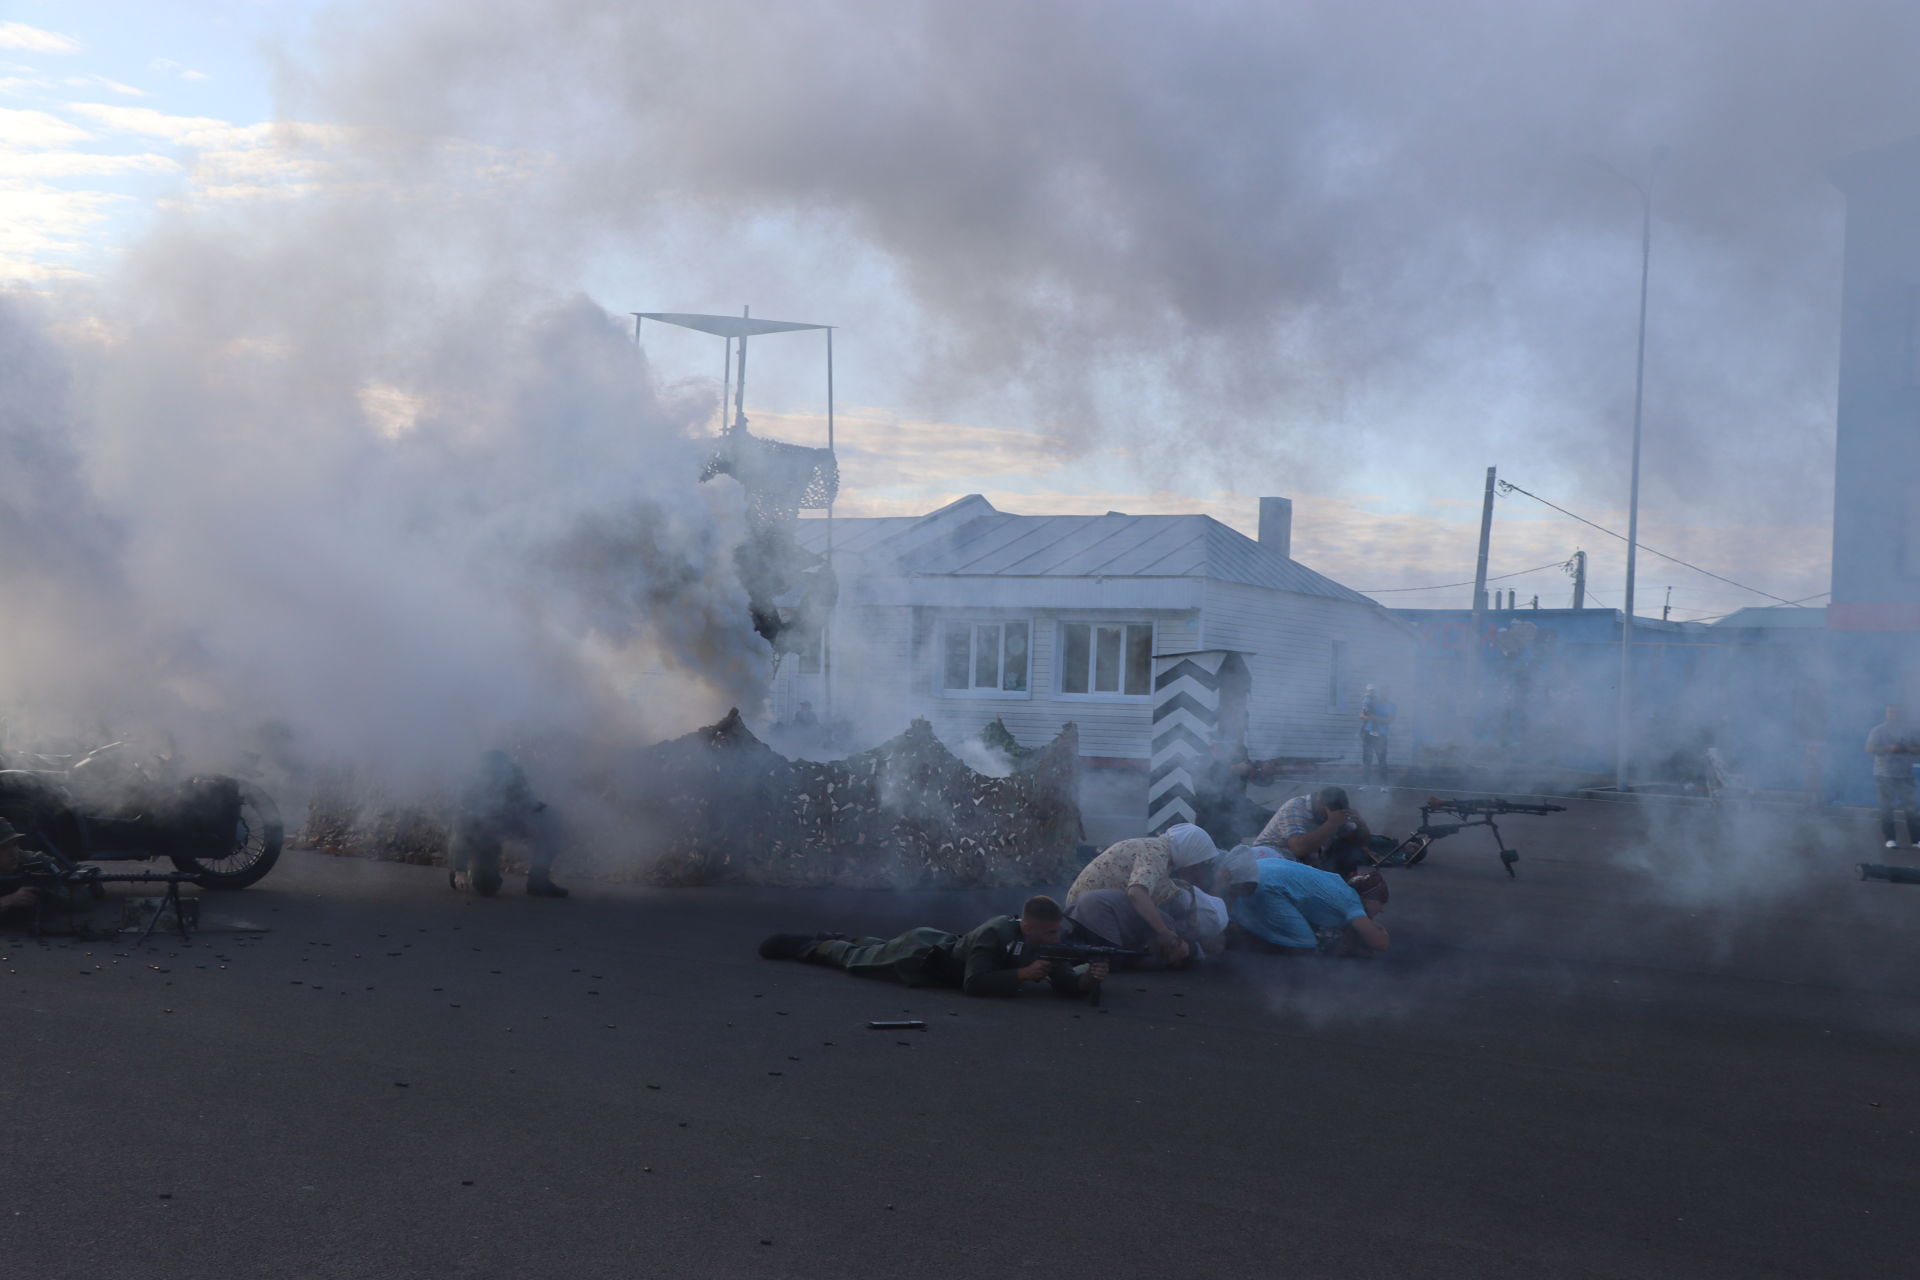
<box><xmin>1367</xmin><ymin>796</ymin><xmax>1566</xmax><ymax>879</ymax></box>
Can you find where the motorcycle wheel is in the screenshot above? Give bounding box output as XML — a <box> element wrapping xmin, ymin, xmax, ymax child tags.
<box><xmin>170</xmin><ymin>781</ymin><xmax>285</xmax><ymax>890</ymax></box>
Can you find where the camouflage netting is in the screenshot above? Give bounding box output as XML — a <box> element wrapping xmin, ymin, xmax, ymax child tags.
<box><xmin>302</xmin><ymin>769</ymin><xmax>458</xmax><ymax>867</ymax></box>
<box><xmin>700</xmin><ymin>428</ymin><xmax>840</xmax><ymax>524</ymax></box>
<box><xmin>301</xmin><ymin>712</ymin><xmax>1085</xmax><ymax>889</ymax></box>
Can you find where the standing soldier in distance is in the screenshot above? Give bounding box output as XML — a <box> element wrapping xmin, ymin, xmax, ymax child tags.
<box><xmin>449</xmin><ymin>749</ymin><xmax>569</xmax><ymax>898</ymax></box>
<box><xmin>1866</xmin><ymin>703</ymin><xmax>1919</xmax><ymax>849</ymax></box>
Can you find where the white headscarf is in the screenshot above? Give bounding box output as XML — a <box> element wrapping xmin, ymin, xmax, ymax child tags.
<box><xmin>1162</xmin><ymin>822</ymin><xmax>1220</xmax><ymax>872</ymax></box>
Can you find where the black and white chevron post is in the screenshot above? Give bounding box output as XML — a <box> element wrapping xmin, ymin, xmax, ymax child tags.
<box><xmin>1147</xmin><ymin>650</ymin><xmax>1235</xmax><ymax>833</ymax></box>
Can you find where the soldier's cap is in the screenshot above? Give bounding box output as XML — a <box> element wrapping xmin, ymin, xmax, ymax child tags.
<box><xmin>0</xmin><ymin>818</ymin><xmax>22</xmax><ymax>844</ymax></box>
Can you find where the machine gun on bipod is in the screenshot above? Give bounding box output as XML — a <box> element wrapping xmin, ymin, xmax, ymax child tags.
<box><xmin>7</xmin><ymin>848</ymin><xmax>203</xmax><ymax>941</ymax></box>
<box><xmin>1367</xmin><ymin>795</ymin><xmax>1566</xmax><ymax>879</ymax></box>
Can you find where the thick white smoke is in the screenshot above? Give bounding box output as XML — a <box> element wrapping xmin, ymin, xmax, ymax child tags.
<box><xmin>8</xmin><ymin>0</ymin><xmax>1919</xmax><ymax>794</ymax></box>
<box><xmin>0</xmin><ymin>177</ymin><xmax>772</xmax><ymax>786</ymax></box>
<box><xmin>285</xmin><ymin>0</ymin><xmax>1920</xmax><ymax>527</ymax></box>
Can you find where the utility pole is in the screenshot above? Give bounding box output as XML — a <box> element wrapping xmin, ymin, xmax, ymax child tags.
<box><xmin>1571</xmin><ymin>549</ymin><xmax>1587</xmax><ymax>609</ymax></box>
<box><xmin>1662</xmin><ymin>586</ymin><xmax>1672</xmax><ymax>621</ymax></box>
<box><xmin>1472</xmin><ymin>467</ymin><xmax>1496</xmax><ymax>612</ymax></box>
<box><xmin>1615</xmin><ymin>147</ymin><xmax>1663</xmax><ymax>795</ymax></box>
<box><xmin>823</xmin><ymin>326</ymin><xmax>835</xmax><ymax>726</ymax></box>
<box><xmin>1530</xmin><ymin>595</ymin><xmax>1539</xmax><ymax>610</ymax></box>
<box><xmin>1471</xmin><ymin>466</ymin><xmax>1496</xmax><ymax>692</ymax></box>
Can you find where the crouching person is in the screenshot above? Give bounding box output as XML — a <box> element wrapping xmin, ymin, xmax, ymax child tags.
<box><xmin>1064</xmin><ymin>882</ymin><xmax>1229</xmax><ymax>969</ymax></box>
<box><xmin>1064</xmin><ymin>822</ymin><xmax>1222</xmax><ymax>966</ymax></box>
<box><xmin>758</xmin><ymin>895</ymin><xmax>1106</xmax><ymax>997</ymax></box>
<box><xmin>1215</xmin><ymin>848</ymin><xmax>1390</xmax><ymax>957</ymax></box>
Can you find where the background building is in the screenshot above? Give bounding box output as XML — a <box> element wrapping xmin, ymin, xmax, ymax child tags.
<box><xmin>773</xmin><ymin>494</ymin><xmax>1414</xmax><ymax>838</ymax></box>
<box><xmin>1826</xmin><ymin>137</ymin><xmax>1920</xmax><ymax>796</ymax></box>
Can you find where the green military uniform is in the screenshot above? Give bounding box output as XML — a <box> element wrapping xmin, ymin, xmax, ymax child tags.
<box><xmin>804</xmin><ymin>915</ymin><xmax>1084</xmax><ymax>997</ymax></box>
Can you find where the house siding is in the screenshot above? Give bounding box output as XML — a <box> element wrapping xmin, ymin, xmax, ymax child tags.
<box><xmin>902</xmin><ymin>601</ymin><xmax>1202</xmax><ymax>759</ymax></box>
<box><xmin>772</xmin><ymin>585</ymin><xmax>1412</xmax><ymax>765</ymax></box>
<box><xmin>771</xmin><ymin>604</ymin><xmax>915</xmax><ymax>729</ymax></box>
<box><xmin>1199</xmin><ymin>580</ymin><xmax>1416</xmax><ymax>762</ymax></box>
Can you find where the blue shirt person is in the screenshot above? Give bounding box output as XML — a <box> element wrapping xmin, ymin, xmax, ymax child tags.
<box><xmin>1218</xmin><ymin>852</ymin><xmax>1390</xmax><ymax>955</ymax></box>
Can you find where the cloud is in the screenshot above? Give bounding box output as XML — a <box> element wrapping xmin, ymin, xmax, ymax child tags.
<box><xmin>0</xmin><ymin>180</ymin><xmax>128</xmax><ymax>280</ymax></box>
<box><xmin>0</xmin><ymin>151</ymin><xmax>179</xmax><ymax>179</ymax></box>
<box><xmin>267</xmin><ymin>0</ymin><xmax>1898</xmax><ymax>611</ymax></box>
<box><xmin>0</xmin><ymin>106</ymin><xmax>91</xmax><ymax>147</ymax></box>
<box><xmin>151</xmin><ymin>58</ymin><xmax>210</xmax><ymax>83</ymax></box>
<box><xmin>0</xmin><ymin>23</ymin><xmax>81</xmax><ymax>55</ymax></box>
<box><xmin>63</xmin><ymin>74</ymin><xmax>147</xmax><ymax>98</ymax></box>
<box><xmin>750</xmin><ymin>406</ymin><xmax>1065</xmax><ymax>493</ymax></box>
<box><xmin>67</xmin><ymin>102</ymin><xmax>237</xmax><ymax>146</ymax></box>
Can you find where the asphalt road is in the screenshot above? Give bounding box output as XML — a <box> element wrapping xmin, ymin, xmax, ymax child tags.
<box><xmin>5</xmin><ymin>792</ymin><xmax>1919</xmax><ymax>1280</ymax></box>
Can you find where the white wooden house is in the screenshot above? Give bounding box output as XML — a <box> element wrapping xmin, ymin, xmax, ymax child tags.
<box><xmin>772</xmin><ymin>494</ymin><xmax>1413</xmax><ymax>834</ymax></box>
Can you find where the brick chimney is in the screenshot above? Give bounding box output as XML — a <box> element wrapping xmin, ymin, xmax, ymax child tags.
<box><xmin>1258</xmin><ymin>497</ymin><xmax>1292</xmax><ymax>560</ymax></box>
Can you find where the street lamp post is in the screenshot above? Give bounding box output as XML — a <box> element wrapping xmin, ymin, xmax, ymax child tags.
<box><xmin>1614</xmin><ymin>148</ymin><xmax>1664</xmax><ymax>793</ymax></box>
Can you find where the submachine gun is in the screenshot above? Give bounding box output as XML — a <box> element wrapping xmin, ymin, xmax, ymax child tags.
<box><xmin>1372</xmin><ymin>796</ymin><xmax>1566</xmax><ymax>880</ymax></box>
<box><xmin>8</xmin><ymin>849</ymin><xmax>202</xmax><ymax>941</ymax></box>
<box><xmin>1005</xmin><ymin>940</ymin><xmax>1144</xmax><ymax>1006</ymax></box>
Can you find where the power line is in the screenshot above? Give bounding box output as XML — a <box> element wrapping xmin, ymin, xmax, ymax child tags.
<box><xmin>1359</xmin><ymin>559</ymin><xmax>1571</xmax><ymax>594</ymax></box>
<box><xmin>1495</xmin><ymin>480</ymin><xmax>1806</xmax><ymax>608</ymax></box>
<box><xmin>1682</xmin><ymin>590</ymin><xmax>1830</xmax><ymax>625</ymax></box>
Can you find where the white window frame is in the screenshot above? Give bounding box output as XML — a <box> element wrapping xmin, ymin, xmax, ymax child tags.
<box><xmin>795</xmin><ymin>628</ymin><xmax>823</xmax><ymax>676</ymax></box>
<box><xmin>1329</xmin><ymin>639</ymin><xmax>1347</xmax><ymax>710</ymax></box>
<box><xmin>1055</xmin><ymin>620</ymin><xmax>1156</xmax><ymax>701</ymax></box>
<box><xmin>935</xmin><ymin>617</ymin><xmax>1034</xmax><ymax>698</ymax></box>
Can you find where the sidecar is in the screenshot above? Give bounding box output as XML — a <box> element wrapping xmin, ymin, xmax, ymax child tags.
<box><xmin>0</xmin><ymin>754</ymin><xmax>283</xmax><ymax>890</ymax></box>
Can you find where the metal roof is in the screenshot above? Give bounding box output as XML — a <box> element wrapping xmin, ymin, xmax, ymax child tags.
<box><xmin>794</xmin><ymin>496</ymin><xmax>1375</xmax><ymax>605</ymax></box>
<box><xmin>1710</xmin><ymin>606</ymin><xmax>1829</xmax><ymax>629</ymax></box>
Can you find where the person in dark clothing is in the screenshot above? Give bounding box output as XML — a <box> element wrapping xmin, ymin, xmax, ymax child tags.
<box><xmin>1866</xmin><ymin>704</ymin><xmax>1919</xmax><ymax>849</ymax></box>
<box><xmin>1191</xmin><ymin>742</ymin><xmax>1274</xmax><ymax>848</ymax></box>
<box><xmin>0</xmin><ymin>820</ymin><xmax>39</xmax><ymax>920</ymax></box>
<box><xmin>758</xmin><ymin>895</ymin><xmax>1107</xmax><ymax>997</ymax></box>
<box><xmin>1359</xmin><ymin>685</ymin><xmax>1397</xmax><ymax>788</ymax></box>
<box><xmin>449</xmin><ymin>749</ymin><xmax>568</xmax><ymax>898</ymax></box>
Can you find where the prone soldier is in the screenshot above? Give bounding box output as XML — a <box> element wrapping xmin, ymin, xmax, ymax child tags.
<box><xmin>757</xmin><ymin>895</ymin><xmax>1109</xmax><ymax>998</ymax></box>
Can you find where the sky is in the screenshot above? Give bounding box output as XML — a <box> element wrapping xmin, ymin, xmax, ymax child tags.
<box><xmin>0</xmin><ymin>0</ymin><xmax>1908</xmax><ymax>641</ymax></box>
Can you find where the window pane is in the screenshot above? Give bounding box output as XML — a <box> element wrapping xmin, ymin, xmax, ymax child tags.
<box><xmin>1094</xmin><ymin>625</ymin><xmax>1122</xmax><ymax>693</ymax></box>
<box><xmin>942</xmin><ymin>623</ymin><xmax>971</xmax><ymax>690</ymax></box>
<box><xmin>1062</xmin><ymin>624</ymin><xmax>1090</xmax><ymax>693</ymax></box>
<box><xmin>974</xmin><ymin>623</ymin><xmax>1001</xmax><ymax>690</ymax></box>
<box><xmin>1002</xmin><ymin>623</ymin><xmax>1029</xmax><ymax>692</ymax></box>
<box><xmin>1124</xmin><ymin>624</ymin><xmax>1153</xmax><ymax>695</ymax></box>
